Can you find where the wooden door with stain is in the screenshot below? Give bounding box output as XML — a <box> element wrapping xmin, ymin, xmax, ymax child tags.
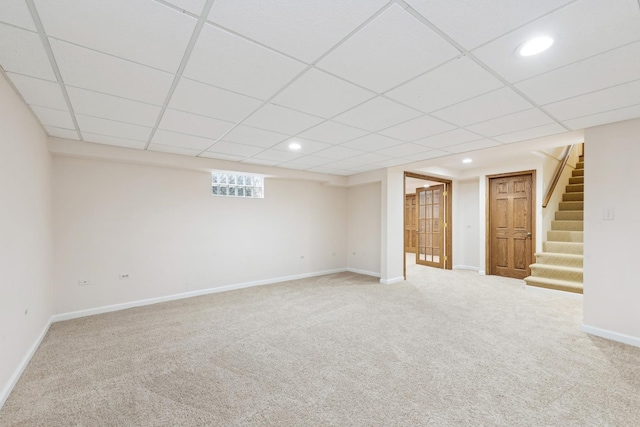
<box><xmin>404</xmin><ymin>194</ymin><xmax>417</xmax><ymax>253</ymax></box>
<box><xmin>488</xmin><ymin>173</ymin><xmax>533</xmax><ymax>279</ymax></box>
<box><xmin>416</xmin><ymin>185</ymin><xmax>444</xmax><ymax>268</ymax></box>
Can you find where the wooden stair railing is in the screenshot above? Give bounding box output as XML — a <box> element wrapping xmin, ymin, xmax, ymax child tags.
<box><xmin>543</xmin><ymin>144</ymin><xmax>575</xmax><ymax>208</ymax></box>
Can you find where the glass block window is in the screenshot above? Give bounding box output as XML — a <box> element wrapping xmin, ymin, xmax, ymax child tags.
<box><xmin>212</xmin><ymin>172</ymin><xmax>264</xmax><ymax>198</ymax></box>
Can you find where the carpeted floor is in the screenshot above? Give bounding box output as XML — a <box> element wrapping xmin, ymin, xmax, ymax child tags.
<box><xmin>2</xmin><ymin>266</ymin><xmax>640</xmax><ymax>426</ymax></box>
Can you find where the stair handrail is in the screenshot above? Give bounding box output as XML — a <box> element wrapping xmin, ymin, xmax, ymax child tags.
<box><xmin>543</xmin><ymin>144</ymin><xmax>575</xmax><ymax>208</ymax></box>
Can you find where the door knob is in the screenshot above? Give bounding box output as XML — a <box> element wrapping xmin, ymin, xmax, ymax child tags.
<box><xmin>526</xmin><ymin>232</ymin><xmax>532</xmax><ymax>238</ymax></box>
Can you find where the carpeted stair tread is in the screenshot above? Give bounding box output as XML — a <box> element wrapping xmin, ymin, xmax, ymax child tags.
<box><xmin>551</xmin><ymin>220</ymin><xmax>584</xmax><ymax>231</ymax></box>
<box><xmin>535</xmin><ymin>252</ymin><xmax>583</xmax><ymax>267</ymax></box>
<box><xmin>529</xmin><ymin>263</ymin><xmax>583</xmax><ymax>282</ymax></box>
<box><xmin>559</xmin><ymin>201</ymin><xmax>583</xmax><ymax>211</ymax></box>
<box><xmin>562</xmin><ymin>192</ymin><xmax>584</xmax><ymax>202</ymax></box>
<box><xmin>575</xmin><ymin>161</ymin><xmax>584</xmax><ymax>169</ymax></box>
<box><xmin>566</xmin><ymin>184</ymin><xmax>584</xmax><ymax>192</ymax></box>
<box><xmin>524</xmin><ymin>276</ymin><xmax>583</xmax><ymax>294</ymax></box>
<box><xmin>569</xmin><ymin>176</ymin><xmax>584</xmax><ymax>185</ymax></box>
<box><xmin>555</xmin><ymin>210</ymin><xmax>583</xmax><ymax>220</ymax></box>
<box><xmin>572</xmin><ymin>169</ymin><xmax>584</xmax><ymax>177</ymax></box>
<box><xmin>547</xmin><ymin>230</ymin><xmax>584</xmax><ymax>243</ymax></box>
<box><xmin>544</xmin><ymin>241</ymin><xmax>584</xmax><ymax>255</ymax></box>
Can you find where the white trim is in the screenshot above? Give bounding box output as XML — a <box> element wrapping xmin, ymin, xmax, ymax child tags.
<box><xmin>582</xmin><ymin>324</ymin><xmax>640</xmax><ymax>349</ymax></box>
<box><xmin>478</xmin><ymin>270</ymin><xmax>486</xmax><ymax>275</ymax></box>
<box><xmin>0</xmin><ymin>317</ymin><xmax>52</xmax><ymax>410</ymax></box>
<box><xmin>52</xmin><ymin>269</ymin><xmax>347</xmax><ymax>322</ymax></box>
<box><xmin>525</xmin><ymin>285</ymin><xmax>584</xmax><ymax>299</ymax></box>
<box><xmin>453</xmin><ymin>265</ymin><xmax>480</xmax><ymax>271</ymax></box>
<box><xmin>346</xmin><ymin>268</ymin><xmax>381</xmax><ymax>278</ymax></box>
<box><xmin>380</xmin><ymin>276</ymin><xmax>404</xmax><ymax>285</ymax></box>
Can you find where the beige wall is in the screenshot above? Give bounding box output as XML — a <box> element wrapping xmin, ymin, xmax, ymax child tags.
<box><xmin>584</xmin><ymin>118</ymin><xmax>640</xmax><ymax>344</ymax></box>
<box><xmin>347</xmin><ymin>182</ymin><xmax>381</xmax><ymax>276</ymax></box>
<box><xmin>52</xmin><ymin>156</ymin><xmax>348</xmax><ymax>314</ymax></box>
<box><xmin>453</xmin><ymin>178</ymin><xmax>480</xmax><ymax>270</ymax></box>
<box><xmin>0</xmin><ymin>74</ymin><xmax>53</xmax><ymax>405</ymax></box>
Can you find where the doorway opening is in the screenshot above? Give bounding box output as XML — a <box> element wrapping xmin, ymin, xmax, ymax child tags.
<box><xmin>404</xmin><ymin>172</ymin><xmax>452</xmax><ymax>279</ymax></box>
<box><xmin>486</xmin><ymin>170</ymin><xmax>536</xmax><ymax>279</ymax></box>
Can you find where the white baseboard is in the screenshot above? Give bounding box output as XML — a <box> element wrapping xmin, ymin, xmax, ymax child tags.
<box><xmin>52</xmin><ymin>268</ymin><xmax>347</xmax><ymax>323</ymax></box>
<box><xmin>453</xmin><ymin>265</ymin><xmax>480</xmax><ymax>271</ymax></box>
<box><xmin>582</xmin><ymin>325</ymin><xmax>640</xmax><ymax>349</ymax></box>
<box><xmin>0</xmin><ymin>317</ymin><xmax>52</xmax><ymax>410</ymax></box>
<box><xmin>478</xmin><ymin>270</ymin><xmax>486</xmax><ymax>275</ymax></box>
<box><xmin>380</xmin><ymin>276</ymin><xmax>404</xmax><ymax>285</ymax></box>
<box><xmin>346</xmin><ymin>268</ymin><xmax>381</xmax><ymax>278</ymax></box>
<box><xmin>525</xmin><ymin>285</ymin><xmax>584</xmax><ymax>299</ymax></box>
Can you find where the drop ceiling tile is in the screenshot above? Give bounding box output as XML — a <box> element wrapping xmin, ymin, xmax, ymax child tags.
<box><xmin>401</xmin><ymin>149</ymin><xmax>450</xmax><ymax>162</ymax></box>
<box><xmin>83</xmin><ymin>132</ymin><xmax>146</xmax><ymax>149</ymax></box>
<box><xmin>406</xmin><ymin>0</ymin><xmax>574</xmax><ymax>49</ymax></box>
<box><xmin>473</xmin><ymin>0</ymin><xmax>640</xmax><ymax>83</ymax></box>
<box><xmin>241</xmin><ymin>158</ymin><xmax>280</xmax><ymax>166</ymax></box>
<box><xmin>76</xmin><ymin>114</ymin><xmax>151</xmax><ymax>141</ymax></box>
<box><xmin>466</xmin><ymin>109</ymin><xmax>555</xmax><ymax>137</ymax></box>
<box><xmin>0</xmin><ymin>23</ymin><xmax>55</xmax><ymax>80</ymax></box>
<box><xmin>279</xmin><ymin>155</ymin><xmax>333</xmax><ymax>168</ymax></box>
<box><xmin>379</xmin><ymin>115</ymin><xmax>455</xmax><ymax>142</ymax></box>
<box><xmin>164</xmin><ymin>0</ymin><xmax>206</xmax><ymax>15</ymax></box>
<box><xmin>386</xmin><ymin>56</ymin><xmax>504</xmax><ymax>113</ymax></box>
<box><xmin>341</xmin><ymin>134</ymin><xmax>404</xmax><ymax>152</ymax></box>
<box><xmin>183</xmin><ymin>23</ymin><xmax>306</xmax><ymax>100</ymax></box>
<box><xmin>314</xmin><ymin>145</ymin><xmax>364</xmax><ymax>160</ymax></box>
<box><xmin>0</xmin><ymin>0</ymin><xmax>36</xmax><ymax>31</ymax></box>
<box><xmin>221</xmin><ymin>125</ymin><xmax>288</xmax><ymax>148</ymax></box>
<box><xmin>307</xmin><ymin>166</ymin><xmax>352</xmax><ymax>176</ymax></box>
<box><xmin>208</xmin><ymin>141</ymin><xmax>263</xmax><ymax>157</ymax></box>
<box><xmin>6</xmin><ymin>73</ymin><xmax>67</xmax><ymax>110</ymax></box>
<box><xmin>148</xmin><ymin>143</ymin><xmax>201</xmax><ymax>156</ymax></box>
<box><xmin>414</xmin><ymin>129</ymin><xmax>483</xmax><ymax>149</ymax></box>
<box><xmin>346</xmin><ymin>152</ymin><xmax>391</xmax><ymax>165</ymax></box>
<box><xmin>271</xmin><ymin>138</ymin><xmax>332</xmax><ymax>156</ymax></box>
<box><xmin>169</xmin><ymin>78</ymin><xmax>263</xmax><ymax>123</ymax></box>
<box><xmin>334</xmin><ymin>97</ymin><xmax>421</xmax><ymax>132</ymax></box>
<box><xmin>515</xmin><ymin>41</ymin><xmax>640</xmax><ymax>105</ymax></box>
<box><xmin>271</xmin><ymin>68</ymin><xmax>375</xmax><ymax>118</ymax></box>
<box><xmin>251</xmin><ymin>149</ymin><xmax>302</xmax><ymax>162</ymax></box>
<box><xmin>494</xmin><ymin>123</ymin><xmax>567</xmax><ymax>143</ymax></box>
<box><xmin>563</xmin><ymin>104</ymin><xmax>640</xmax><ymax>131</ymax></box>
<box><xmin>544</xmin><ymin>79</ymin><xmax>640</xmax><ymax>121</ymax></box>
<box><xmin>278</xmin><ymin>163</ymin><xmax>313</xmax><ymax>171</ymax></box>
<box><xmin>242</xmin><ymin>103</ymin><xmax>324</xmax><ymax>135</ymax></box>
<box><xmin>376</xmin><ymin>142</ymin><xmax>430</xmax><ymax>158</ymax></box>
<box><xmin>323</xmin><ymin>159</ymin><xmax>366</xmax><ymax>170</ymax></box>
<box><xmin>35</xmin><ymin>0</ymin><xmax>196</xmax><ymax>72</ymax></box>
<box><xmin>44</xmin><ymin>126</ymin><xmax>79</xmax><ymax>140</ymax></box>
<box><xmin>298</xmin><ymin>121</ymin><xmax>368</xmax><ymax>144</ymax></box>
<box><xmin>158</xmin><ymin>109</ymin><xmax>235</xmax><ymax>140</ymax></box>
<box><xmin>431</xmin><ymin>87</ymin><xmax>533</xmax><ymax>127</ymax></box>
<box><xmin>152</xmin><ymin>129</ymin><xmax>216</xmax><ymax>151</ymax></box>
<box><xmin>30</xmin><ymin>105</ymin><xmax>73</xmax><ymax>128</ymax></box>
<box><xmin>316</xmin><ymin>4</ymin><xmax>459</xmax><ymax>92</ymax></box>
<box><xmin>349</xmin><ymin>164</ymin><xmax>383</xmax><ymax>173</ymax></box>
<box><xmin>67</xmin><ymin>87</ymin><xmax>161</xmax><ymax>127</ymax></box>
<box><xmin>443</xmin><ymin>139</ymin><xmax>502</xmax><ymax>153</ymax></box>
<box><xmin>208</xmin><ymin>0</ymin><xmax>387</xmax><ymax>63</ymax></box>
<box><xmin>199</xmin><ymin>152</ymin><xmax>245</xmax><ymax>162</ymax></box>
<box><xmin>376</xmin><ymin>158</ymin><xmax>412</xmax><ymax>168</ymax></box>
<box><xmin>51</xmin><ymin>39</ymin><xmax>173</xmax><ymax>105</ymax></box>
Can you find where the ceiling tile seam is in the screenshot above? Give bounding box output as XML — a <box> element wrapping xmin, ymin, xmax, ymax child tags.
<box><xmin>26</xmin><ymin>0</ymin><xmax>82</xmax><ymax>140</ymax></box>
<box><xmin>76</xmin><ymin>130</ymin><xmax>149</xmax><ymax>144</ymax></box>
<box><xmin>73</xmin><ymin>112</ymin><xmax>154</xmax><ymax>129</ymax></box>
<box><xmin>0</xmin><ymin>67</ymin><xmax>55</xmax><ymax>138</ymax></box>
<box><xmin>511</xmin><ymin>38</ymin><xmax>640</xmax><ymax>86</ymax></box>
<box><xmin>151</xmin><ymin>0</ymin><xmax>201</xmax><ymax>19</ymax></box>
<box><xmin>0</xmin><ymin>19</ymin><xmax>38</xmax><ymax>34</ymax></box>
<box><xmin>539</xmin><ymin>76</ymin><xmax>640</xmax><ymax>109</ymax></box>
<box><xmin>398</xmin><ymin>1</ymin><xmax>572</xmax><ymax>132</ymax></box>
<box><xmin>3</xmin><ymin>70</ymin><xmax>57</xmax><ymax>85</ymax></box>
<box><xmin>557</xmin><ymin>100</ymin><xmax>640</xmax><ymax>123</ymax></box>
<box><xmin>193</xmin><ymin>1</ymin><xmax>397</xmax><ymax>157</ymax></box>
<box><xmin>61</xmin><ymin>84</ymin><xmax>163</xmax><ymax>107</ymax></box>
<box><xmin>179</xmin><ymin>75</ymin><xmax>265</xmax><ymax>101</ymax></box>
<box><xmin>143</xmin><ymin>0</ymin><xmax>217</xmax><ymax>150</ymax></box>
<box><xmin>45</xmin><ymin>36</ymin><xmax>178</xmax><ymax>75</ymax></box>
<box><xmin>379</xmin><ymin>54</ymin><xmax>462</xmax><ymax>95</ymax></box>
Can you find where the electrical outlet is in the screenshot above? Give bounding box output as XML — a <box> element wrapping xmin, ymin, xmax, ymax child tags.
<box><xmin>78</xmin><ymin>279</ymin><xmax>91</xmax><ymax>286</ymax></box>
<box><xmin>119</xmin><ymin>273</ymin><xmax>130</xmax><ymax>280</ymax></box>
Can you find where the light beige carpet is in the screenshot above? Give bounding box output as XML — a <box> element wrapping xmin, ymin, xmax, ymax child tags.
<box><xmin>2</xmin><ymin>267</ymin><xmax>640</xmax><ymax>426</ymax></box>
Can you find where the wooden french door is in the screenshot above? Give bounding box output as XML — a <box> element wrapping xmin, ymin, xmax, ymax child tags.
<box><xmin>404</xmin><ymin>194</ymin><xmax>417</xmax><ymax>253</ymax></box>
<box><xmin>416</xmin><ymin>185</ymin><xmax>445</xmax><ymax>268</ymax></box>
<box><xmin>488</xmin><ymin>172</ymin><xmax>535</xmax><ymax>279</ymax></box>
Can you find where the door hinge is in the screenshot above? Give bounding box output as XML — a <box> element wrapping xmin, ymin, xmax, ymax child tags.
<box><xmin>443</xmin><ymin>191</ymin><xmax>448</xmax><ymax>196</ymax></box>
<box><xmin>444</xmin><ymin>256</ymin><xmax>448</xmax><ymax>261</ymax></box>
<box><xmin>444</xmin><ymin>222</ymin><xmax>447</xmax><ymax>228</ymax></box>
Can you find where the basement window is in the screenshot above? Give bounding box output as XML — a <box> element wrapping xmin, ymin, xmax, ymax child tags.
<box><xmin>211</xmin><ymin>172</ymin><xmax>264</xmax><ymax>198</ymax></box>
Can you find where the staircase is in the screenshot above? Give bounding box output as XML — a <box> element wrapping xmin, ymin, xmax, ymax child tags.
<box><xmin>525</xmin><ymin>155</ymin><xmax>584</xmax><ymax>294</ymax></box>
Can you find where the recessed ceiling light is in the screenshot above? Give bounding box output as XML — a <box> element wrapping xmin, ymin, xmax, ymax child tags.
<box><xmin>288</xmin><ymin>142</ymin><xmax>301</xmax><ymax>150</ymax></box>
<box><xmin>462</xmin><ymin>158</ymin><xmax>473</xmax><ymax>164</ymax></box>
<box><xmin>422</xmin><ymin>184</ymin><xmax>430</xmax><ymax>188</ymax></box>
<box><xmin>518</xmin><ymin>36</ymin><xmax>554</xmax><ymax>57</ymax></box>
